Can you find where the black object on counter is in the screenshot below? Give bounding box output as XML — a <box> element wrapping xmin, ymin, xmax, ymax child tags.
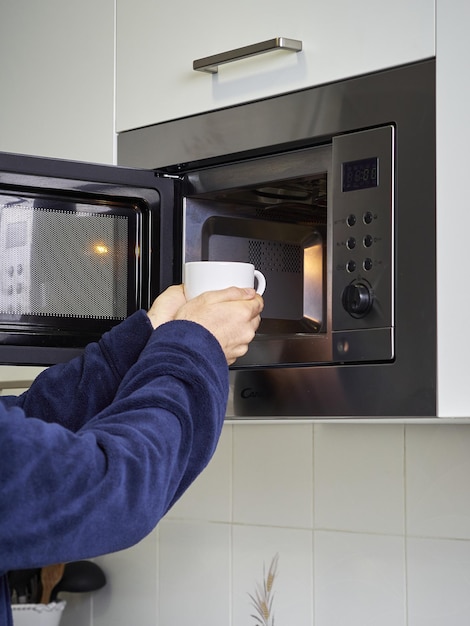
<box><xmin>50</xmin><ymin>560</ymin><xmax>106</xmax><ymax>602</ymax></box>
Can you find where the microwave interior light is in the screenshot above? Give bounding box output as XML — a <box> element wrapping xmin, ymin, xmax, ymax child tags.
<box><xmin>93</xmin><ymin>243</ymin><xmax>109</xmax><ymax>255</ymax></box>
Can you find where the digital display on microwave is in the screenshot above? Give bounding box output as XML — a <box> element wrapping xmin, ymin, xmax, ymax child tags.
<box><xmin>342</xmin><ymin>157</ymin><xmax>378</xmax><ymax>192</ymax></box>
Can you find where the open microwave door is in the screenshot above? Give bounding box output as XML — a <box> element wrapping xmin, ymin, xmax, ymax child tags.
<box><xmin>0</xmin><ymin>151</ymin><xmax>178</xmax><ymax>365</ymax></box>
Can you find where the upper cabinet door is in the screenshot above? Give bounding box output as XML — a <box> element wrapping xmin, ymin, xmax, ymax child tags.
<box><xmin>116</xmin><ymin>0</ymin><xmax>435</xmax><ymax>132</ymax></box>
<box><xmin>0</xmin><ymin>1</ymin><xmax>115</xmax><ymax>163</ymax></box>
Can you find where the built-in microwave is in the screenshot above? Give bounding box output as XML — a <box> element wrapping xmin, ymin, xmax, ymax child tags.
<box><xmin>0</xmin><ymin>59</ymin><xmax>435</xmax><ymax>418</ymax></box>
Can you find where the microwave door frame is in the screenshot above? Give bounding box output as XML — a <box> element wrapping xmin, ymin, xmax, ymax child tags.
<box><xmin>0</xmin><ymin>152</ymin><xmax>180</xmax><ymax>365</ymax></box>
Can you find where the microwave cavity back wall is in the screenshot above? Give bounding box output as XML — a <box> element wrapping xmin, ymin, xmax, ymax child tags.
<box><xmin>0</xmin><ymin>60</ymin><xmax>436</xmax><ymax>419</ymax></box>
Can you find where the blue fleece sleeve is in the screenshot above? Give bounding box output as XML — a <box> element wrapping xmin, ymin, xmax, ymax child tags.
<box><xmin>5</xmin><ymin>310</ymin><xmax>154</xmax><ymax>432</ymax></box>
<box><xmin>0</xmin><ymin>319</ymin><xmax>228</xmax><ymax>572</ymax></box>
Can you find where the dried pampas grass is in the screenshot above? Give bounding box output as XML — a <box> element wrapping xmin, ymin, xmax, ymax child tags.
<box><xmin>249</xmin><ymin>553</ymin><xmax>279</xmax><ymax>626</ymax></box>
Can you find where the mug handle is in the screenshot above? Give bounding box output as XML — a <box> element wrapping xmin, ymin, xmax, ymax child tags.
<box><xmin>254</xmin><ymin>270</ymin><xmax>266</xmax><ymax>296</ymax></box>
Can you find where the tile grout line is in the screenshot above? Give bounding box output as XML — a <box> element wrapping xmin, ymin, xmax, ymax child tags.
<box><xmin>403</xmin><ymin>424</ymin><xmax>409</xmax><ymax>626</ymax></box>
<box><xmin>229</xmin><ymin>424</ymin><xmax>234</xmax><ymax>626</ymax></box>
<box><xmin>312</xmin><ymin>423</ymin><xmax>316</xmax><ymax>625</ymax></box>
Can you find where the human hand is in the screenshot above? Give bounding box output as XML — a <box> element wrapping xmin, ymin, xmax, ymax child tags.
<box><xmin>174</xmin><ymin>287</ymin><xmax>264</xmax><ymax>365</ymax></box>
<box><xmin>147</xmin><ymin>285</ymin><xmax>187</xmax><ymax>329</ymax></box>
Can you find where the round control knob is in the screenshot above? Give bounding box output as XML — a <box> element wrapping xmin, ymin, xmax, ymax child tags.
<box><xmin>342</xmin><ymin>281</ymin><xmax>373</xmax><ymax>318</ymax></box>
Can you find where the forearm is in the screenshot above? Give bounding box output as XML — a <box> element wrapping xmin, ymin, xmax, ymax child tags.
<box><xmin>11</xmin><ymin>310</ymin><xmax>154</xmax><ymax>432</ymax></box>
<box><xmin>0</xmin><ymin>320</ymin><xmax>228</xmax><ymax>571</ymax></box>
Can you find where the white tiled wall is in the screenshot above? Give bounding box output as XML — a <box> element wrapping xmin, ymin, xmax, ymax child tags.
<box><xmin>314</xmin><ymin>424</ymin><xmax>405</xmax><ymax>534</ymax></box>
<box><xmin>406</xmin><ymin>537</ymin><xmax>470</xmax><ymax>626</ymax></box>
<box><xmin>232</xmin><ymin>424</ymin><xmax>314</xmax><ymax>528</ymax></box>
<box><xmin>406</xmin><ymin>425</ymin><xmax>470</xmax><ymax>539</ymax></box>
<box><xmin>78</xmin><ymin>422</ymin><xmax>470</xmax><ymax>626</ymax></box>
<box><xmin>314</xmin><ymin>530</ymin><xmax>406</xmax><ymax>626</ymax></box>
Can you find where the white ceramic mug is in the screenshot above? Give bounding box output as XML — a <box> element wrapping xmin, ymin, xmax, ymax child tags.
<box><xmin>184</xmin><ymin>261</ymin><xmax>266</xmax><ymax>300</ymax></box>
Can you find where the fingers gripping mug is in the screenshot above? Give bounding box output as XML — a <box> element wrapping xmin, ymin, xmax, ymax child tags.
<box><xmin>184</xmin><ymin>261</ymin><xmax>266</xmax><ymax>300</ymax></box>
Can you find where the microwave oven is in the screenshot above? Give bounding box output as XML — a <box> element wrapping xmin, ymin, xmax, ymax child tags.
<box><xmin>0</xmin><ymin>59</ymin><xmax>435</xmax><ymax>418</ymax></box>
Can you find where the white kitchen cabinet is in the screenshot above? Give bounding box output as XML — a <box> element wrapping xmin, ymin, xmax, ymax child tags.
<box><xmin>435</xmin><ymin>0</ymin><xmax>470</xmax><ymax>417</ymax></box>
<box><xmin>116</xmin><ymin>0</ymin><xmax>435</xmax><ymax>131</ymax></box>
<box><xmin>0</xmin><ymin>0</ymin><xmax>115</xmax><ymax>164</ymax></box>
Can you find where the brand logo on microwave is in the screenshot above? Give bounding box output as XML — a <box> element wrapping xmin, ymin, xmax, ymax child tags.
<box><xmin>240</xmin><ymin>387</ymin><xmax>268</xmax><ymax>400</ymax></box>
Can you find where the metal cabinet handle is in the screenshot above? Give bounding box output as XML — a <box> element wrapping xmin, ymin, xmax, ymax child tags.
<box><xmin>193</xmin><ymin>37</ymin><xmax>302</xmax><ymax>74</ymax></box>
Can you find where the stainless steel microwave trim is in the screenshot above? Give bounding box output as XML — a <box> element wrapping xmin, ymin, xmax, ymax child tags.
<box><xmin>118</xmin><ymin>60</ymin><xmax>436</xmax><ymax>418</ymax></box>
<box><xmin>192</xmin><ymin>37</ymin><xmax>303</xmax><ymax>74</ymax></box>
<box><xmin>117</xmin><ymin>59</ymin><xmax>435</xmax><ymax>171</ymax></box>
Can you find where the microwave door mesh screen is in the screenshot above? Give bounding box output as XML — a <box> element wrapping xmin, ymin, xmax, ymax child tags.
<box><xmin>0</xmin><ymin>207</ymin><xmax>129</xmax><ymax>320</ymax></box>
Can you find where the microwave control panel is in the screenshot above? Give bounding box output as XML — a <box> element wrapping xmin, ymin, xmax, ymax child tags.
<box><xmin>331</xmin><ymin>125</ymin><xmax>394</xmax><ymax>362</ymax></box>
<box><xmin>0</xmin><ymin>202</ymin><xmax>33</xmax><ymax>315</ymax></box>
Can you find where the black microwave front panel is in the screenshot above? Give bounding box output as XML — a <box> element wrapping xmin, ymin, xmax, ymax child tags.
<box><xmin>0</xmin><ymin>152</ymin><xmax>177</xmax><ymax>364</ymax></box>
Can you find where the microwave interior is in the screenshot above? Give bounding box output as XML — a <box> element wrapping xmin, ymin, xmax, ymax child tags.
<box><xmin>185</xmin><ymin>170</ymin><xmax>327</xmax><ymax>335</ymax></box>
<box><xmin>184</xmin><ymin>149</ymin><xmax>329</xmax><ymax>369</ymax></box>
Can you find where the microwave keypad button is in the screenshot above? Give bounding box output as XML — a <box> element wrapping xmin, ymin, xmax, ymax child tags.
<box><xmin>363</xmin><ymin>234</ymin><xmax>373</xmax><ymax>248</ymax></box>
<box><xmin>363</xmin><ymin>211</ymin><xmax>374</xmax><ymax>224</ymax></box>
<box><xmin>7</xmin><ymin>285</ymin><xmax>13</xmax><ymax>296</ymax></box>
<box><xmin>7</xmin><ymin>266</ymin><xmax>14</xmax><ymax>277</ymax></box>
<box><xmin>17</xmin><ymin>264</ymin><xmax>23</xmax><ymax>275</ymax></box>
<box><xmin>346</xmin><ymin>260</ymin><xmax>357</xmax><ymax>273</ymax></box>
<box><xmin>16</xmin><ymin>283</ymin><xmax>23</xmax><ymax>294</ymax></box>
<box><xmin>346</xmin><ymin>237</ymin><xmax>356</xmax><ymax>250</ymax></box>
<box><xmin>363</xmin><ymin>258</ymin><xmax>373</xmax><ymax>271</ymax></box>
<box><xmin>347</xmin><ymin>214</ymin><xmax>357</xmax><ymax>227</ymax></box>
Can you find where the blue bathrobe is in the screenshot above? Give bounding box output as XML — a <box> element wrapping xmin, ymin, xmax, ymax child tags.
<box><xmin>0</xmin><ymin>311</ymin><xmax>229</xmax><ymax>625</ymax></box>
